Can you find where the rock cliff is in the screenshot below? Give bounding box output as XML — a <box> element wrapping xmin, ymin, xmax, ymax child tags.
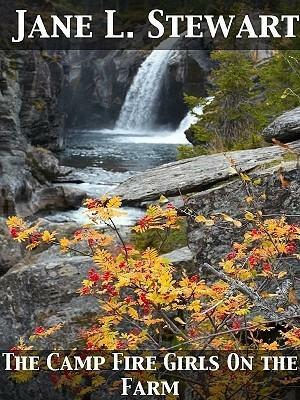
<box><xmin>0</xmin><ymin>50</ymin><xmax>71</xmax><ymax>216</ymax></box>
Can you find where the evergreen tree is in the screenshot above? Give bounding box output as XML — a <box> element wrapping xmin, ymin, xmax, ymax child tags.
<box><xmin>179</xmin><ymin>50</ymin><xmax>300</xmax><ymax>160</ymax></box>
<box><xmin>259</xmin><ymin>51</ymin><xmax>300</xmax><ymax>121</ymax></box>
<box><xmin>179</xmin><ymin>51</ymin><xmax>264</xmax><ymax>159</ymax></box>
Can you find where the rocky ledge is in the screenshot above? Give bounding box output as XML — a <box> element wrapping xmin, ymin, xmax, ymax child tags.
<box><xmin>0</xmin><ymin>249</ymin><xmax>97</xmax><ymax>349</ymax></box>
<box><xmin>0</xmin><ymin>50</ymin><xmax>75</xmax><ymax>217</ymax></box>
<box><xmin>263</xmin><ymin>107</ymin><xmax>300</xmax><ymax>143</ymax></box>
<box><xmin>115</xmin><ymin>140</ymin><xmax>300</xmax><ymax>204</ymax></box>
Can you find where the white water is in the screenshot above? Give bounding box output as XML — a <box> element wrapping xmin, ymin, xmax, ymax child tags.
<box><xmin>97</xmin><ymin>105</ymin><xmax>204</xmax><ymax>145</ymax></box>
<box><xmin>113</xmin><ymin>104</ymin><xmax>205</xmax><ymax>145</ymax></box>
<box><xmin>110</xmin><ymin>41</ymin><xmax>210</xmax><ymax>144</ymax></box>
<box><xmin>116</xmin><ymin>48</ymin><xmax>174</xmax><ymax>131</ymax></box>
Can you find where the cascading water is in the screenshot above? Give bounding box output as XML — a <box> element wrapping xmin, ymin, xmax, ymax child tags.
<box><xmin>112</xmin><ymin>39</ymin><xmax>210</xmax><ymax>144</ymax></box>
<box><xmin>116</xmin><ymin>48</ymin><xmax>174</xmax><ymax>131</ymax></box>
<box><xmin>115</xmin><ymin>104</ymin><xmax>206</xmax><ymax>145</ymax></box>
<box><xmin>169</xmin><ymin>105</ymin><xmax>204</xmax><ymax>144</ymax></box>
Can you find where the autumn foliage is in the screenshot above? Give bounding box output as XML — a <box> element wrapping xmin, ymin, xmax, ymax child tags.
<box><xmin>5</xmin><ymin>164</ymin><xmax>300</xmax><ymax>398</ymax></box>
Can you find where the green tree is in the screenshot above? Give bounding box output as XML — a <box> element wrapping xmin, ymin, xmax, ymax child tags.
<box><xmin>259</xmin><ymin>50</ymin><xmax>300</xmax><ymax>120</ymax></box>
<box><xmin>179</xmin><ymin>51</ymin><xmax>265</xmax><ymax>159</ymax></box>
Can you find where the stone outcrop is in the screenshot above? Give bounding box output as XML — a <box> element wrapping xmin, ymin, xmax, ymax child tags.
<box><xmin>263</xmin><ymin>107</ymin><xmax>300</xmax><ymax>143</ymax></box>
<box><xmin>163</xmin><ymin>246</ymin><xmax>194</xmax><ymax>275</ymax></box>
<box><xmin>27</xmin><ymin>146</ymin><xmax>61</xmax><ymax>183</ymax></box>
<box><xmin>16</xmin><ymin>185</ymin><xmax>86</xmax><ymax>217</ymax></box>
<box><xmin>0</xmin><ymin>249</ymin><xmax>98</xmax><ymax>349</ymax></box>
<box><xmin>0</xmin><ymin>50</ymin><xmax>71</xmax><ymax>215</ymax></box>
<box><xmin>158</xmin><ymin>50</ymin><xmax>214</xmax><ymax>127</ymax></box>
<box><xmin>115</xmin><ymin>141</ymin><xmax>300</xmax><ymax>204</ymax></box>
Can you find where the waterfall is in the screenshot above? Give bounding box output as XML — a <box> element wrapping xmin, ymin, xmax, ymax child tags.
<box><xmin>116</xmin><ymin>49</ymin><xmax>174</xmax><ymax>131</ymax></box>
<box><xmin>171</xmin><ymin>105</ymin><xmax>204</xmax><ymax>142</ymax></box>
<box><xmin>113</xmin><ymin>104</ymin><xmax>206</xmax><ymax>145</ymax></box>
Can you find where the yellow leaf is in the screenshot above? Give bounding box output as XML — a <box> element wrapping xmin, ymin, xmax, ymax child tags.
<box><xmin>187</xmin><ymin>300</ymin><xmax>202</xmax><ymax>312</ymax></box>
<box><xmin>228</xmin><ymin>166</ymin><xmax>237</xmax><ymax>174</ymax></box>
<box><xmin>108</xmin><ymin>196</ymin><xmax>122</xmax><ymax>209</ymax></box>
<box><xmin>252</xmin><ymin>315</ymin><xmax>267</xmax><ymax>325</ymax></box>
<box><xmin>92</xmin><ymin>376</ymin><xmax>106</xmax><ymax>387</ymax></box>
<box><xmin>41</xmin><ymin>230</ymin><xmax>56</xmax><ymax>243</ymax></box>
<box><xmin>166</xmin><ymin>395</ymin><xmax>177</xmax><ymax>400</ymax></box>
<box><xmin>195</xmin><ymin>215</ymin><xmax>214</xmax><ymax>226</ymax></box>
<box><xmin>222</xmin><ymin>260</ymin><xmax>235</xmax><ymax>274</ymax></box>
<box><xmin>128</xmin><ymin>307</ymin><xmax>139</xmax><ymax>320</ymax></box>
<box><xmin>195</xmin><ymin>215</ymin><xmax>206</xmax><ymax>223</ymax></box>
<box><xmin>240</xmin><ymin>173</ymin><xmax>251</xmax><ymax>182</ymax></box>
<box><xmin>159</xmin><ymin>195</ymin><xmax>169</xmax><ymax>204</ymax></box>
<box><xmin>278</xmin><ymin>271</ymin><xmax>287</xmax><ymax>279</ymax></box>
<box><xmin>6</xmin><ymin>216</ymin><xmax>25</xmax><ymax>228</ymax></box>
<box><xmin>238</xmin><ymin>269</ymin><xmax>253</xmax><ymax>280</ymax></box>
<box><xmin>82</xmin><ymin>280</ymin><xmax>93</xmax><ymax>288</ymax></box>
<box><xmin>261</xmin><ymin>341</ymin><xmax>279</xmax><ymax>350</ymax></box>
<box><xmin>174</xmin><ymin>317</ymin><xmax>186</xmax><ymax>325</ymax></box>
<box><xmin>221</xmin><ymin>213</ymin><xmax>234</xmax><ymax>222</ymax></box>
<box><xmin>12</xmin><ymin>370</ymin><xmax>34</xmax><ymax>383</ymax></box>
<box><xmin>245</xmin><ymin>196</ymin><xmax>254</xmax><ymax>204</ymax></box>
<box><xmin>60</xmin><ymin>237</ymin><xmax>70</xmax><ymax>251</ymax></box>
<box><xmin>253</xmin><ymin>178</ymin><xmax>262</xmax><ymax>186</ymax></box>
<box><xmin>15</xmin><ymin>230</ymin><xmax>30</xmax><ymax>242</ymax></box>
<box><xmin>245</xmin><ymin>211</ymin><xmax>255</xmax><ymax>221</ymax></box>
<box><xmin>233</xmin><ymin>220</ymin><xmax>242</xmax><ymax>228</ymax></box>
<box><xmin>235</xmin><ymin>308</ymin><xmax>250</xmax><ymax>316</ymax></box>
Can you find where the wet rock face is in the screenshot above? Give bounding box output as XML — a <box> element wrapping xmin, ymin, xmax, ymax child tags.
<box><xmin>0</xmin><ymin>52</ymin><xmax>34</xmax><ymax>215</ymax></box>
<box><xmin>263</xmin><ymin>107</ymin><xmax>300</xmax><ymax>143</ymax></box>
<box><xmin>19</xmin><ymin>51</ymin><xmax>69</xmax><ymax>151</ymax></box>
<box><xmin>27</xmin><ymin>147</ymin><xmax>61</xmax><ymax>183</ymax></box>
<box><xmin>0</xmin><ymin>218</ymin><xmax>23</xmax><ymax>276</ymax></box>
<box><xmin>163</xmin><ymin>247</ymin><xmax>195</xmax><ymax>276</ymax></box>
<box><xmin>158</xmin><ymin>50</ymin><xmax>213</xmax><ymax>128</ymax></box>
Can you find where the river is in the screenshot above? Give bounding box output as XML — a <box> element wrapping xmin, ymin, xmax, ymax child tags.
<box><xmin>43</xmin><ymin>128</ymin><xmax>184</xmax><ymax>227</ymax></box>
